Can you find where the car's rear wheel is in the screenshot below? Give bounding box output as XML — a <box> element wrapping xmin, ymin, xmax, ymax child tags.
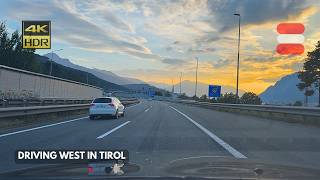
<box><xmin>89</xmin><ymin>115</ymin><xmax>95</xmax><ymax>120</ymax></box>
<box><xmin>113</xmin><ymin>110</ymin><xmax>119</xmax><ymax>119</ymax></box>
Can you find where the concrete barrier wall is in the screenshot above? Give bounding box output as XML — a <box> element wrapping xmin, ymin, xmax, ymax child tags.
<box><xmin>0</xmin><ymin>65</ymin><xmax>103</xmax><ymax>99</ymax></box>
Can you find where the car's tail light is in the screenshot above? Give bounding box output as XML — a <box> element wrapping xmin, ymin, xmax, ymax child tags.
<box><xmin>87</xmin><ymin>166</ymin><xmax>94</xmax><ymax>174</ymax></box>
<box><xmin>109</xmin><ymin>103</ymin><xmax>115</xmax><ymax>107</ymax></box>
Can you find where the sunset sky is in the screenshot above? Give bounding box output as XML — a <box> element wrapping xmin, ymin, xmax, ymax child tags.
<box><xmin>1</xmin><ymin>0</ymin><xmax>320</xmax><ymax>94</ymax></box>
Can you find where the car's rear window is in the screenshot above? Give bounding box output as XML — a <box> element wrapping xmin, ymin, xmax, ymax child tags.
<box><xmin>93</xmin><ymin>98</ymin><xmax>112</xmax><ymax>103</ymax></box>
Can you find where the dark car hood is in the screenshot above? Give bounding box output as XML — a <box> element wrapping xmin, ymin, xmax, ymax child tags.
<box><xmin>163</xmin><ymin>156</ymin><xmax>320</xmax><ymax>179</ymax></box>
<box><xmin>1</xmin><ymin>156</ymin><xmax>320</xmax><ymax>179</ymax></box>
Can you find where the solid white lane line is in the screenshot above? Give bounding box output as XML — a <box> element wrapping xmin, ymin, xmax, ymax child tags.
<box><xmin>169</xmin><ymin>106</ymin><xmax>247</xmax><ymax>159</ymax></box>
<box><xmin>144</xmin><ymin>106</ymin><xmax>152</xmax><ymax>112</ymax></box>
<box><xmin>0</xmin><ymin>116</ymin><xmax>88</xmax><ymax>138</ymax></box>
<box><xmin>96</xmin><ymin>121</ymin><xmax>131</xmax><ymax>139</ymax></box>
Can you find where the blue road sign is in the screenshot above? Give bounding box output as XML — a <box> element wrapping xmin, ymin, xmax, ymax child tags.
<box><xmin>208</xmin><ymin>85</ymin><xmax>221</xmax><ymax>97</ymax></box>
<box><xmin>148</xmin><ymin>90</ymin><xmax>155</xmax><ymax>97</ymax></box>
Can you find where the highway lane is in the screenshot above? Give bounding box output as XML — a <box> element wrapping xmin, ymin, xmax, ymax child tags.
<box><xmin>97</xmin><ymin>100</ymin><xmax>230</xmax><ymax>175</ymax></box>
<box><xmin>169</xmin><ymin>102</ymin><xmax>320</xmax><ymax>169</ymax></box>
<box><xmin>0</xmin><ymin>101</ymin><xmax>150</xmax><ymax>173</ymax></box>
<box><xmin>0</xmin><ymin>100</ymin><xmax>320</xmax><ymax>176</ymax></box>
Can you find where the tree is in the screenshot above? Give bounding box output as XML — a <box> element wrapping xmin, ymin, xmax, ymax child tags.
<box><xmin>199</xmin><ymin>94</ymin><xmax>207</xmax><ymax>101</ymax></box>
<box><xmin>154</xmin><ymin>91</ymin><xmax>163</xmax><ymax>96</ymax></box>
<box><xmin>209</xmin><ymin>98</ymin><xmax>217</xmax><ymax>103</ymax></box>
<box><xmin>293</xmin><ymin>101</ymin><xmax>303</xmax><ymax>106</ymax></box>
<box><xmin>164</xmin><ymin>91</ymin><xmax>172</xmax><ymax>97</ymax></box>
<box><xmin>178</xmin><ymin>93</ymin><xmax>188</xmax><ymax>99</ymax></box>
<box><xmin>240</xmin><ymin>92</ymin><xmax>262</xmax><ymax>105</ymax></box>
<box><xmin>297</xmin><ymin>82</ymin><xmax>314</xmax><ymax>105</ymax></box>
<box><xmin>217</xmin><ymin>92</ymin><xmax>237</xmax><ymax>104</ymax></box>
<box><xmin>0</xmin><ymin>21</ymin><xmax>35</xmax><ymax>69</ymax></box>
<box><xmin>192</xmin><ymin>95</ymin><xmax>199</xmax><ymax>100</ymax></box>
<box><xmin>298</xmin><ymin>40</ymin><xmax>320</xmax><ymax>106</ymax></box>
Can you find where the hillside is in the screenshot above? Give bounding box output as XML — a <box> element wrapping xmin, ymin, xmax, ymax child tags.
<box><xmin>44</xmin><ymin>53</ymin><xmax>144</xmax><ymax>85</ymax></box>
<box><xmin>259</xmin><ymin>73</ymin><xmax>318</xmax><ymax>106</ymax></box>
<box><xmin>36</xmin><ymin>55</ymin><xmax>128</xmax><ymax>91</ymax></box>
<box><xmin>124</xmin><ymin>84</ymin><xmax>162</xmax><ymax>92</ymax></box>
<box><xmin>0</xmin><ymin>53</ymin><xmax>128</xmax><ymax>92</ymax></box>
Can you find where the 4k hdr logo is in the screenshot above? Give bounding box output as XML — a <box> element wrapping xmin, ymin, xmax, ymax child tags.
<box><xmin>22</xmin><ymin>21</ymin><xmax>51</xmax><ymax>49</ymax></box>
<box><xmin>276</xmin><ymin>23</ymin><xmax>305</xmax><ymax>55</ymax></box>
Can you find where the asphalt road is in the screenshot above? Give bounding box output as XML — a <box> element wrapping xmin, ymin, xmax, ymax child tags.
<box><xmin>1</xmin><ymin>100</ymin><xmax>320</xmax><ymax>176</ymax></box>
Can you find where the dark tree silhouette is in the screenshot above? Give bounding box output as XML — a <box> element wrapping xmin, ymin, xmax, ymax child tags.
<box><xmin>240</xmin><ymin>92</ymin><xmax>262</xmax><ymax>105</ymax></box>
<box><xmin>298</xmin><ymin>41</ymin><xmax>320</xmax><ymax>106</ymax></box>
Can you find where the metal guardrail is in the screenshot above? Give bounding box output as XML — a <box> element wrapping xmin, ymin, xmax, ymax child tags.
<box><xmin>173</xmin><ymin>100</ymin><xmax>320</xmax><ymax>125</ymax></box>
<box><xmin>0</xmin><ymin>97</ymin><xmax>141</xmax><ymax>108</ymax></box>
<box><xmin>0</xmin><ymin>99</ymin><xmax>92</xmax><ymax>108</ymax></box>
<box><xmin>0</xmin><ymin>104</ymin><xmax>90</xmax><ymax>118</ymax></box>
<box><xmin>178</xmin><ymin>100</ymin><xmax>320</xmax><ymax>116</ymax></box>
<box><xmin>0</xmin><ymin>99</ymin><xmax>139</xmax><ymax>118</ymax></box>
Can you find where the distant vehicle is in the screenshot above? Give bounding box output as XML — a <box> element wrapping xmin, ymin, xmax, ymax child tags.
<box><xmin>89</xmin><ymin>97</ymin><xmax>125</xmax><ymax>120</ymax></box>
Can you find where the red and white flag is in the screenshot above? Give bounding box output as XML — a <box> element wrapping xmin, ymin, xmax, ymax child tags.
<box><xmin>276</xmin><ymin>23</ymin><xmax>305</xmax><ymax>55</ymax></box>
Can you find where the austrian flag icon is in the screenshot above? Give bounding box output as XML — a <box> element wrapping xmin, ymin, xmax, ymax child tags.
<box><xmin>276</xmin><ymin>23</ymin><xmax>305</xmax><ymax>55</ymax></box>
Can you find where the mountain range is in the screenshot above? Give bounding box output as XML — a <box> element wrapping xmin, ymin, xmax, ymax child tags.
<box><xmin>43</xmin><ymin>53</ymin><xmax>144</xmax><ymax>85</ymax></box>
<box><xmin>34</xmin><ymin>54</ymin><xmax>128</xmax><ymax>91</ymax></box>
<box><xmin>259</xmin><ymin>73</ymin><xmax>319</xmax><ymax>106</ymax></box>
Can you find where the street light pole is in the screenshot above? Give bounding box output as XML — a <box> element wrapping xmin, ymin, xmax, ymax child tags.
<box><xmin>86</xmin><ymin>72</ymin><xmax>89</xmax><ymax>84</ymax></box>
<box><xmin>50</xmin><ymin>52</ymin><xmax>53</xmax><ymax>76</ymax></box>
<box><xmin>234</xmin><ymin>13</ymin><xmax>241</xmax><ymax>103</ymax></box>
<box><xmin>195</xmin><ymin>57</ymin><xmax>199</xmax><ymax>97</ymax></box>
<box><xmin>179</xmin><ymin>72</ymin><xmax>182</xmax><ymax>94</ymax></box>
<box><xmin>171</xmin><ymin>79</ymin><xmax>174</xmax><ymax>93</ymax></box>
<box><xmin>49</xmin><ymin>48</ymin><xmax>63</xmax><ymax>76</ymax></box>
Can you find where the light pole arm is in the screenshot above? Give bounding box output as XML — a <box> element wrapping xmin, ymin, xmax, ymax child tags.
<box><xmin>49</xmin><ymin>49</ymin><xmax>63</xmax><ymax>76</ymax></box>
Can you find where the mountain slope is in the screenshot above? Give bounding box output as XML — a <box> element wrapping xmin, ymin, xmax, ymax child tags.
<box><xmin>91</xmin><ymin>68</ymin><xmax>144</xmax><ymax>85</ymax></box>
<box><xmin>259</xmin><ymin>73</ymin><xmax>318</xmax><ymax>105</ymax></box>
<box><xmin>124</xmin><ymin>84</ymin><xmax>163</xmax><ymax>92</ymax></box>
<box><xmin>43</xmin><ymin>53</ymin><xmax>144</xmax><ymax>85</ymax></box>
<box><xmin>34</xmin><ymin>55</ymin><xmax>128</xmax><ymax>91</ymax></box>
<box><xmin>147</xmin><ymin>82</ymin><xmax>171</xmax><ymax>90</ymax></box>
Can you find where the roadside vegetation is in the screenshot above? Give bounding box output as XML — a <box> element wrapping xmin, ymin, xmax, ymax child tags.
<box><xmin>298</xmin><ymin>41</ymin><xmax>320</xmax><ymax>106</ymax></box>
<box><xmin>179</xmin><ymin>92</ymin><xmax>262</xmax><ymax>105</ymax></box>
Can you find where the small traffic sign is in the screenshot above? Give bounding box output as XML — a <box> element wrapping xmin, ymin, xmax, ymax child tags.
<box><xmin>208</xmin><ymin>85</ymin><xmax>221</xmax><ymax>97</ymax></box>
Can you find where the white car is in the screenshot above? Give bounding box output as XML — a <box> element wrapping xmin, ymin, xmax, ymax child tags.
<box><xmin>89</xmin><ymin>97</ymin><xmax>125</xmax><ymax>120</ymax></box>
